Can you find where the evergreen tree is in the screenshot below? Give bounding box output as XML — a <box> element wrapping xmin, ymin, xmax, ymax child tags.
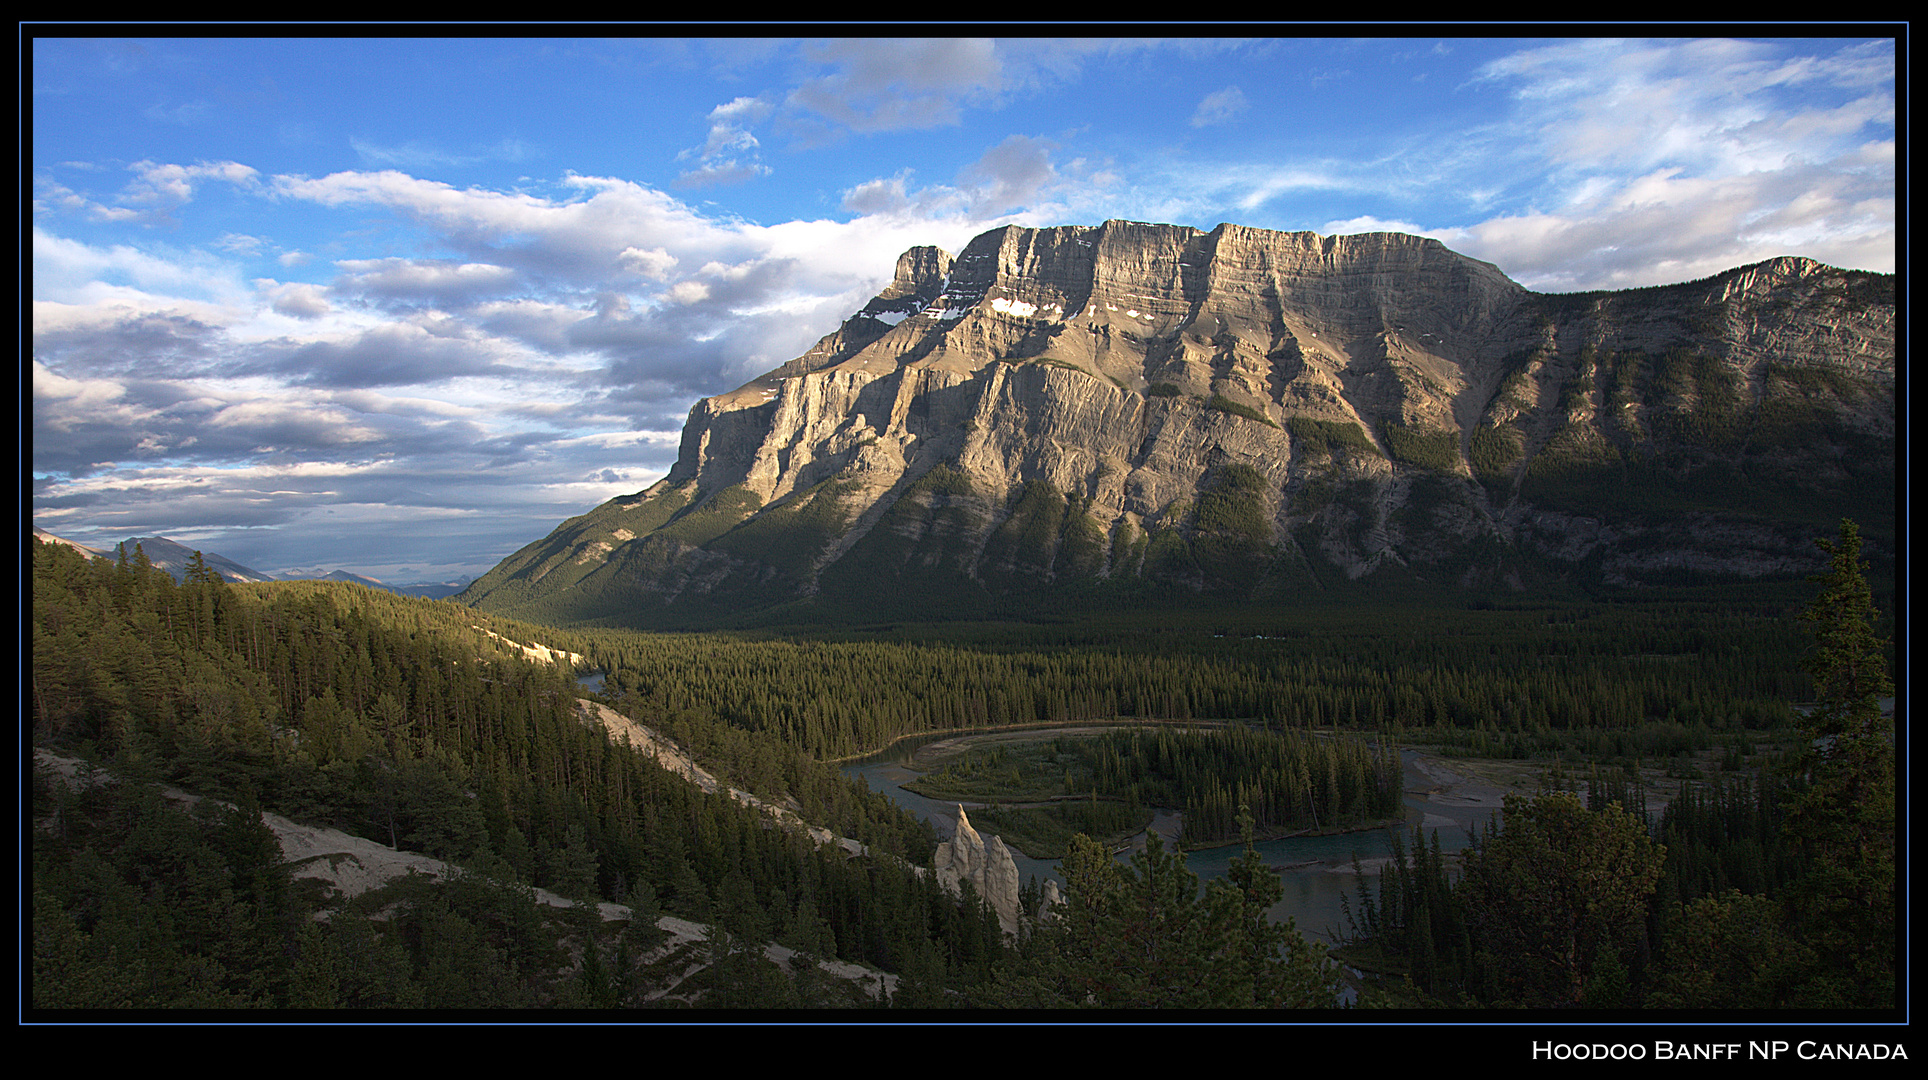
<box><xmin>287</xmin><ymin>921</ymin><xmax>343</xmax><ymax>1008</ymax></box>
<box><xmin>625</xmin><ymin>879</ymin><xmax>668</xmax><ymax>951</ymax></box>
<box><xmin>1647</xmin><ymin>889</ymin><xmax>1804</xmax><ymax>1008</ymax></box>
<box><xmin>1782</xmin><ymin>519</ymin><xmax>1896</xmax><ymax>1007</ymax></box>
<box><xmin>1212</xmin><ymin>808</ymin><xmax>1341</xmax><ymax>1007</ymax></box>
<box><xmin>1004</xmin><ymin>825</ymin><xmax>1337</xmax><ymax>1009</ymax></box>
<box><xmin>1055</xmin><ymin>831</ymin><xmax>1224</xmax><ymax>1007</ymax></box>
<box><xmin>1458</xmin><ymin>792</ymin><xmax>1664</xmax><ymax>1007</ymax></box>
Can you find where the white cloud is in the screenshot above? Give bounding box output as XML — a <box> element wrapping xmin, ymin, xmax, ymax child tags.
<box><xmin>780</xmin><ymin>37</ymin><xmax>1178</xmax><ymax>137</ymax></box>
<box><xmin>329</xmin><ymin>389</ymin><xmax>482</xmax><ymax>419</ymax></box>
<box><xmin>617</xmin><ymin>246</ymin><xmax>679</xmax><ymax>280</ymax></box>
<box><xmin>1191</xmin><ymin>86</ymin><xmax>1248</xmax><ymax>127</ymax></box>
<box><xmin>259</xmin><ymin>280</ymin><xmax>332</xmax><ymax>319</ymax></box>
<box><xmin>31</xmin><ymin>360</ymin><xmax>151</xmax><ymax>425</ymax></box>
<box><xmin>333</xmin><ymin>258</ymin><xmax>521</xmax><ymax>305</ymax></box>
<box><xmin>961</xmin><ymin>135</ymin><xmax>1060</xmax><ymax>215</ymax></box>
<box><xmin>556</xmin><ymin>428</ymin><xmax>683</xmax><ymax>451</ymax></box>
<box><xmin>213</xmin><ymin>233</ymin><xmax>266</xmax><ymax>255</ymax></box>
<box><xmin>789</xmin><ymin>38</ymin><xmax>1004</xmax><ymax>132</ymax></box>
<box><xmin>1447</xmin><ymin>162</ymin><xmax>1897</xmax><ymax>292</ymax></box>
<box><xmin>674</xmin><ymin>160</ymin><xmax>773</xmax><ymax>189</ymax></box>
<box><xmin>470</xmin><ymin>298</ymin><xmax>586</xmax><ymax>352</ymax></box>
<box><xmin>842</xmin><ymin>173</ymin><xmax>915</xmax><ymax>215</ymax></box>
<box><xmin>1429</xmin><ymin>37</ymin><xmax>1898</xmax><ymax>289</ymax></box>
<box><xmin>1477</xmin><ymin>38</ymin><xmax>1893</xmax><ymax>190</ymax></box>
<box><xmin>349</xmin><ymin>136</ymin><xmax>533</xmax><ymax>171</ymax></box>
<box><xmin>1320</xmin><ymin>215</ymin><xmax>1436</xmax><ymax>239</ymax></box>
<box><xmin>675</xmin><ymin>96</ymin><xmax>778</xmax><ymax>188</ymax></box>
<box><xmin>204</xmin><ymin>399</ymin><xmax>384</xmax><ymax>444</ymax></box>
<box><xmin>1233</xmin><ymin>167</ymin><xmax>1353</xmax><ymax>212</ymax></box>
<box><xmin>268</xmin><ymin>170</ymin><xmax>736</xmax><ymax>289</ymax></box>
<box><xmin>32</xmin><ymin>227</ymin><xmax>252</xmax><ymax>308</ymax></box>
<box><xmin>709</xmin><ymin>96</ymin><xmax>773</xmax><ymax>124</ymax></box>
<box><xmin>695</xmin><ymin>96</ymin><xmax>772</xmax><ymax>157</ymax></box>
<box><xmin>103</xmin><ymin>159</ymin><xmax>261</xmax><ymax>221</ymax></box>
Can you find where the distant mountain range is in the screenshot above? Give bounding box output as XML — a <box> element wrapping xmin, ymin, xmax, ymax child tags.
<box><xmin>278</xmin><ymin>568</ymin><xmax>473</xmax><ymax>599</ymax></box>
<box><xmin>30</xmin><ymin>528</ymin><xmax>471</xmax><ymax>598</ymax></box>
<box><xmin>460</xmin><ymin>220</ymin><xmax>1894</xmax><ymax>628</ymax></box>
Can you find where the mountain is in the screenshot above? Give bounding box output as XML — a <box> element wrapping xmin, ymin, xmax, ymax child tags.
<box><xmin>279</xmin><ymin>568</ymin><xmax>391</xmax><ymax>588</ymax></box>
<box><xmin>462</xmin><ymin>221</ymin><xmax>1895</xmax><ymax>627</ymax></box>
<box><xmin>33</xmin><ymin>530</ymin><xmax>273</xmax><ymax>585</ymax></box>
<box><xmin>382</xmin><ymin>579</ymin><xmax>474</xmax><ymax>600</ymax></box>
<box><xmin>33</xmin><ymin>527</ymin><xmax>108</xmax><ymax>561</ymax></box>
<box><xmin>113</xmin><ymin>536</ymin><xmax>276</xmax><ymax>585</ymax></box>
<box><xmin>268</xmin><ymin>565</ymin><xmax>476</xmax><ymax>598</ymax></box>
<box><xmin>274</xmin><ymin>568</ymin><xmax>471</xmax><ymax>598</ymax></box>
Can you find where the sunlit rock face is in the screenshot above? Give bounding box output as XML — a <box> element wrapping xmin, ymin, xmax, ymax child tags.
<box><xmin>932</xmin><ymin>805</ymin><xmax>1023</xmax><ymax>937</ymax></box>
<box><xmin>464</xmin><ymin>221</ymin><xmax>1894</xmax><ymax>624</ymax></box>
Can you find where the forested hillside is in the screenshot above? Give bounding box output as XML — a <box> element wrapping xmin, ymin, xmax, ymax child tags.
<box><xmin>29</xmin><ymin>541</ymin><xmax>990</xmax><ymax>1008</ymax></box>
<box><xmin>1334</xmin><ymin>522</ymin><xmax>1897</xmax><ymax>1011</ymax></box>
<box><xmin>30</xmin><ymin>525</ymin><xmax>1893</xmax><ymax>1011</ymax></box>
<box><xmin>572</xmin><ymin>592</ymin><xmax>1826</xmax><ymax>768</ymax></box>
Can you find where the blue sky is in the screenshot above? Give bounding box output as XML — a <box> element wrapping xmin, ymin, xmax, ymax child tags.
<box><xmin>30</xmin><ymin>34</ymin><xmax>1897</xmax><ymax>580</ymax></box>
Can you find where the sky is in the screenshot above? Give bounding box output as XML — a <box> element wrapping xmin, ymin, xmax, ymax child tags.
<box><xmin>29</xmin><ymin>33</ymin><xmax>1898</xmax><ymax>582</ymax></box>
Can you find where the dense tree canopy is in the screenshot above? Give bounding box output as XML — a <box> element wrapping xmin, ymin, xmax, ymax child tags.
<box><xmin>28</xmin><ymin>540</ymin><xmax>972</xmax><ymax>1009</ymax></box>
<box><xmin>1338</xmin><ymin>520</ymin><xmax>1897</xmax><ymax>1011</ymax></box>
<box><xmin>986</xmin><ymin>813</ymin><xmax>1339</xmax><ymax>1009</ymax></box>
<box><xmin>1459</xmin><ymin>791</ymin><xmax>1665</xmax><ymax>1007</ymax></box>
<box><xmin>1781</xmin><ymin>519</ymin><xmax>1896</xmax><ymax>1007</ymax></box>
<box><xmin>34</xmin><ymin>517</ymin><xmax>1891</xmax><ymax>1011</ymax></box>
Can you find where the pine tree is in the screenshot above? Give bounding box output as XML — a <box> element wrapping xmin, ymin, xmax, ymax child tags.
<box><xmin>1782</xmin><ymin>519</ymin><xmax>1895</xmax><ymax>1007</ymax></box>
<box><xmin>1053</xmin><ymin>831</ymin><xmax>1223</xmax><ymax>1007</ymax></box>
<box><xmin>1213</xmin><ymin>807</ymin><xmax>1341</xmax><ymax>1007</ymax></box>
<box><xmin>1458</xmin><ymin>791</ymin><xmax>1665</xmax><ymax>1007</ymax></box>
<box><xmin>1007</xmin><ymin>821</ymin><xmax>1338</xmax><ymax>1009</ymax></box>
<box><xmin>1798</xmin><ymin>520</ymin><xmax>1894</xmax><ymax>747</ymax></box>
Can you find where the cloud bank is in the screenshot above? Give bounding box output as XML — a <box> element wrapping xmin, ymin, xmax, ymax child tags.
<box><xmin>31</xmin><ymin>35</ymin><xmax>1894</xmax><ymax>579</ymax></box>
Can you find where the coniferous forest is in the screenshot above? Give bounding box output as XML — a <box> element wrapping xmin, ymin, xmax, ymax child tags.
<box><xmin>1333</xmin><ymin>522</ymin><xmax>1897</xmax><ymax>1011</ymax></box>
<box><xmin>28</xmin><ymin>522</ymin><xmax>1897</xmax><ymax>1012</ymax></box>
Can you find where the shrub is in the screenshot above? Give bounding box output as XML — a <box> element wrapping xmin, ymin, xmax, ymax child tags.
<box><xmin>1207</xmin><ymin>395</ymin><xmax>1278</xmax><ymax>427</ymax></box>
<box><xmin>1287</xmin><ymin>418</ymin><xmax>1378</xmax><ymax>457</ymax></box>
<box><xmin>1381</xmin><ymin>423</ymin><xmax>1460</xmax><ymax>472</ymax></box>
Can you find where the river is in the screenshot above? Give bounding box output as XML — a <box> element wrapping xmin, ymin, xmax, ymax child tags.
<box><xmin>582</xmin><ymin>668</ymin><xmax>1502</xmax><ymax>948</ymax></box>
<box><xmin>842</xmin><ymin>732</ymin><xmax>1504</xmax><ymax>947</ymax></box>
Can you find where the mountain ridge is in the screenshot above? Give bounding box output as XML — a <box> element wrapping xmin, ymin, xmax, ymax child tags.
<box><xmin>30</xmin><ymin>527</ymin><xmax>471</xmax><ymax>597</ymax></box>
<box><xmin>461</xmin><ymin>221</ymin><xmax>1894</xmax><ymax>627</ymax></box>
<box><xmin>111</xmin><ymin>535</ymin><xmax>277</xmax><ymax>584</ymax></box>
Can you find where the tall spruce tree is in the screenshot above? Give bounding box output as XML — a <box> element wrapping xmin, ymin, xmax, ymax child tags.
<box><xmin>1213</xmin><ymin>808</ymin><xmax>1342</xmax><ymax>1007</ymax></box>
<box><xmin>1783</xmin><ymin>519</ymin><xmax>1895</xmax><ymax>1007</ymax></box>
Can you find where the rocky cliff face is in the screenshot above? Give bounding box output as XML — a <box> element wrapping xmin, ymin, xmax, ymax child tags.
<box><xmin>464</xmin><ymin>221</ymin><xmax>1894</xmax><ymax>624</ymax></box>
<box><xmin>931</xmin><ymin>805</ymin><xmax>1023</xmax><ymax>937</ymax></box>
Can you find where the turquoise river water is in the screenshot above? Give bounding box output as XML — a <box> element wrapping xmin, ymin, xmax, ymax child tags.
<box><xmin>842</xmin><ymin>733</ymin><xmax>1502</xmax><ymax>947</ymax></box>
